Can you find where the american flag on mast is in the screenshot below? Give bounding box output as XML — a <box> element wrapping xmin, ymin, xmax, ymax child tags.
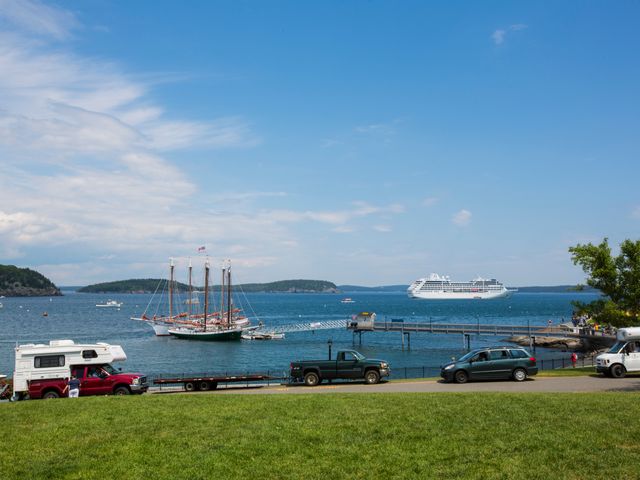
<box><xmin>197</xmin><ymin>246</ymin><xmax>206</xmax><ymax>253</ymax></box>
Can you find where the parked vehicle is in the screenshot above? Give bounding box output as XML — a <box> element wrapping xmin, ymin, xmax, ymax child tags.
<box><xmin>596</xmin><ymin>327</ymin><xmax>640</xmax><ymax>378</ymax></box>
<box><xmin>154</xmin><ymin>373</ymin><xmax>276</xmax><ymax>391</ymax></box>
<box><xmin>12</xmin><ymin>339</ymin><xmax>148</xmax><ymax>400</ymax></box>
<box><xmin>0</xmin><ymin>374</ymin><xmax>10</xmax><ymax>401</ymax></box>
<box><xmin>290</xmin><ymin>350</ymin><xmax>390</xmax><ymax>386</ymax></box>
<box><xmin>441</xmin><ymin>346</ymin><xmax>538</xmax><ymax>383</ymax></box>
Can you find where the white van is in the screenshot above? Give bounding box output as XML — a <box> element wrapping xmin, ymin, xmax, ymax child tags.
<box><xmin>595</xmin><ymin>327</ymin><xmax>640</xmax><ymax>378</ymax></box>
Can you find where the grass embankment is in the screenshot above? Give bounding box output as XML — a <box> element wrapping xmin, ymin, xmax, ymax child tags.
<box><xmin>2</xmin><ymin>393</ymin><xmax>640</xmax><ymax>479</ymax></box>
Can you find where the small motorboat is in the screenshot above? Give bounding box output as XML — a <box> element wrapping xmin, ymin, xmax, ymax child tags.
<box><xmin>241</xmin><ymin>331</ymin><xmax>285</xmax><ymax>340</ymax></box>
<box><xmin>340</xmin><ymin>298</ymin><xmax>355</xmax><ymax>304</ymax></box>
<box><xmin>96</xmin><ymin>300</ymin><xmax>123</xmax><ymax>308</ymax></box>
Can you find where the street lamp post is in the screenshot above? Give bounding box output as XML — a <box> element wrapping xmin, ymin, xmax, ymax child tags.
<box><xmin>328</xmin><ymin>338</ymin><xmax>333</xmax><ymax>360</ymax></box>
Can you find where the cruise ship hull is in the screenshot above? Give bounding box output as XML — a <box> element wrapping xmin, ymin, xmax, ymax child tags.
<box><xmin>407</xmin><ymin>273</ymin><xmax>514</xmax><ymax>300</ymax></box>
<box><xmin>408</xmin><ymin>289</ymin><xmax>512</xmax><ymax>300</ymax></box>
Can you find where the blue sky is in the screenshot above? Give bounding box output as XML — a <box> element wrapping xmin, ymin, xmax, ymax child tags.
<box><xmin>0</xmin><ymin>1</ymin><xmax>638</xmax><ymax>286</ymax></box>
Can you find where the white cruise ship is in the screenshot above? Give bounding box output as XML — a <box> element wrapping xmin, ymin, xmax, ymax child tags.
<box><xmin>407</xmin><ymin>273</ymin><xmax>513</xmax><ymax>300</ymax></box>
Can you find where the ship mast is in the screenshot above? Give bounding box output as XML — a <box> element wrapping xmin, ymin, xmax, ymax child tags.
<box><xmin>169</xmin><ymin>258</ymin><xmax>174</xmax><ymax>320</ymax></box>
<box><xmin>188</xmin><ymin>258</ymin><xmax>193</xmax><ymax>318</ymax></box>
<box><xmin>220</xmin><ymin>264</ymin><xmax>226</xmax><ymax>323</ymax></box>
<box><xmin>203</xmin><ymin>259</ymin><xmax>209</xmax><ymax>332</ymax></box>
<box><xmin>226</xmin><ymin>262</ymin><xmax>232</xmax><ymax>328</ymax></box>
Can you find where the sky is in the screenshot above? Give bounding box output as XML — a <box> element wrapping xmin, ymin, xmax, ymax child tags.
<box><xmin>0</xmin><ymin>1</ymin><xmax>639</xmax><ymax>287</ymax></box>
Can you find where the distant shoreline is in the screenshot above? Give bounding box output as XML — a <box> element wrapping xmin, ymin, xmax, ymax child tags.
<box><xmin>54</xmin><ymin>284</ymin><xmax>600</xmax><ymax>295</ymax></box>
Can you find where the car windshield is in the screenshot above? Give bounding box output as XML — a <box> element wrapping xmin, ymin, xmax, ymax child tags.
<box><xmin>607</xmin><ymin>341</ymin><xmax>625</xmax><ymax>354</ymax></box>
<box><xmin>102</xmin><ymin>364</ymin><xmax>117</xmax><ymax>375</ymax></box>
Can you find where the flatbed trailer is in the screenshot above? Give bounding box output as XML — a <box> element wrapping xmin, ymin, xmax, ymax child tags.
<box><xmin>153</xmin><ymin>374</ymin><xmax>279</xmax><ymax>391</ymax></box>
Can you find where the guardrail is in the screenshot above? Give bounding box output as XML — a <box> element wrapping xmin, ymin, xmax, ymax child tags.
<box><xmin>146</xmin><ymin>354</ymin><xmax>596</xmax><ymax>388</ymax></box>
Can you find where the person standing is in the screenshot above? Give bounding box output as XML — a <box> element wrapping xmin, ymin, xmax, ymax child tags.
<box><xmin>66</xmin><ymin>375</ymin><xmax>81</xmax><ymax>398</ymax></box>
<box><xmin>571</xmin><ymin>352</ymin><xmax>578</xmax><ymax>368</ymax></box>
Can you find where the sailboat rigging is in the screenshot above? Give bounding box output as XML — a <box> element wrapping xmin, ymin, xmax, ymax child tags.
<box><xmin>132</xmin><ymin>258</ymin><xmax>256</xmax><ymax>340</ymax></box>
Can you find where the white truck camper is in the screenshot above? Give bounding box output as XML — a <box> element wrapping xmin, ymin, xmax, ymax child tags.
<box><xmin>13</xmin><ymin>340</ymin><xmax>127</xmax><ymax>398</ymax></box>
<box><xmin>596</xmin><ymin>327</ymin><xmax>640</xmax><ymax>378</ymax></box>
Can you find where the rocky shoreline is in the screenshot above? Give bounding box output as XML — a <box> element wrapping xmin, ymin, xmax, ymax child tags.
<box><xmin>0</xmin><ymin>286</ymin><xmax>62</xmax><ymax>297</ymax></box>
<box><xmin>506</xmin><ymin>335</ymin><xmax>583</xmax><ymax>351</ymax></box>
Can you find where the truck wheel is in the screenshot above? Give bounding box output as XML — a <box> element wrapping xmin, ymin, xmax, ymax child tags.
<box><xmin>43</xmin><ymin>390</ymin><xmax>60</xmax><ymax>399</ymax></box>
<box><xmin>198</xmin><ymin>381</ymin><xmax>210</xmax><ymax>391</ymax></box>
<box><xmin>454</xmin><ymin>370</ymin><xmax>468</xmax><ymax>384</ymax></box>
<box><xmin>512</xmin><ymin>368</ymin><xmax>527</xmax><ymax>382</ymax></box>
<box><xmin>114</xmin><ymin>386</ymin><xmax>130</xmax><ymax>395</ymax></box>
<box><xmin>184</xmin><ymin>382</ymin><xmax>196</xmax><ymax>391</ymax></box>
<box><xmin>304</xmin><ymin>372</ymin><xmax>320</xmax><ymax>386</ymax></box>
<box><xmin>610</xmin><ymin>364</ymin><xmax>626</xmax><ymax>379</ymax></box>
<box><xmin>365</xmin><ymin>370</ymin><xmax>380</xmax><ymax>385</ymax></box>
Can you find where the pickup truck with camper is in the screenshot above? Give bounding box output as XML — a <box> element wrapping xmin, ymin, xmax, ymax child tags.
<box><xmin>290</xmin><ymin>350</ymin><xmax>390</xmax><ymax>386</ymax></box>
<box><xmin>12</xmin><ymin>339</ymin><xmax>148</xmax><ymax>400</ymax></box>
<box><xmin>596</xmin><ymin>327</ymin><xmax>640</xmax><ymax>378</ymax></box>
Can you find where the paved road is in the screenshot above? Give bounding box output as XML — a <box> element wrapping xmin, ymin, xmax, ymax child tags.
<box><xmin>153</xmin><ymin>375</ymin><xmax>640</xmax><ymax>395</ymax></box>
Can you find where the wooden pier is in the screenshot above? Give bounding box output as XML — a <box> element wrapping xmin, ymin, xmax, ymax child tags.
<box><xmin>346</xmin><ymin>314</ymin><xmax>615</xmax><ymax>350</ymax></box>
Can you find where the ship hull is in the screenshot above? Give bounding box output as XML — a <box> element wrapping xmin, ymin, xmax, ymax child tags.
<box><xmin>151</xmin><ymin>323</ymin><xmax>171</xmax><ymax>336</ymax></box>
<box><xmin>408</xmin><ymin>289</ymin><xmax>512</xmax><ymax>300</ymax></box>
<box><xmin>168</xmin><ymin>327</ymin><xmax>243</xmax><ymax>341</ymax></box>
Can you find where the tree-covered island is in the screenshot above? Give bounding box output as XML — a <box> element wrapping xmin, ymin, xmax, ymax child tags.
<box><xmin>0</xmin><ymin>264</ymin><xmax>62</xmax><ymax>297</ymax></box>
<box><xmin>79</xmin><ymin>279</ymin><xmax>338</xmax><ymax>294</ymax></box>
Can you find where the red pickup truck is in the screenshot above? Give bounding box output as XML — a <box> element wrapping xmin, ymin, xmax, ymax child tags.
<box><xmin>28</xmin><ymin>364</ymin><xmax>148</xmax><ymax>399</ymax></box>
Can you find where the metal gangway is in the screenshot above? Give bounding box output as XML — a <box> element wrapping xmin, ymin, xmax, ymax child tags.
<box><xmin>255</xmin><ymin>319</ymin><xmax>347</xmax><ymax>335</ymax></box>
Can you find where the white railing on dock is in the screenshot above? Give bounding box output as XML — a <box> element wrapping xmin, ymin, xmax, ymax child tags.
<box><xmin>256</xmin><ymin>319</ymin><xmax>347</xmax><ymax>334</ymax></box>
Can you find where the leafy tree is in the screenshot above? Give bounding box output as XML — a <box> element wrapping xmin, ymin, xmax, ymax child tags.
<box><xmin>569</xmin><ymin>238</ymin><xmax>640</xmax><ymax>327</ymax></box>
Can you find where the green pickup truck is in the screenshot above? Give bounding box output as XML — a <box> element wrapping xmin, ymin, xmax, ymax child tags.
<box><xmin>290</xmin><ymin>350</ymin><xmax>391</xmax><ymax>386</ymax></box>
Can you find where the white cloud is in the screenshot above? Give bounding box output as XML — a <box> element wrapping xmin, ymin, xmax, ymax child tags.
<box><xmin>211</xmin><ymin>191</ymin><xmax>287</xmax><ymax>202</ymax></box>
<box><xmin>0</xmin><ymin>8</ymin><xmax>267</xmax><ymax>284</ymax></box>
<box><xmin>422</xmin><ymin>197</ymin><xmax>438</xmax><ymax>207</ymax></box>
<box><xmin>373</xmin><ymin>225</ymin><xmax>392</xmax><ymax>233</ymax></box>
<box><xmin>0</xmin><ymin>1</ymin><xmax>410</xmax><ymax>285</ymax></box>
<box><xmin>262</xmin><ymin>201</ymin><xmax>404</xmax><ymax>227</ymax></box>
<box><xmin>332</xmin><ymin>226</ymin><xmax>356</xmax><ymax>234</ymax></box>
<box><xmin>0</xmin><ymin>0</ymin><xmax>79</xmax><ymax>40</ymax></box>
<box><xmin>452</xmin><ymin>209</ymin><xmax>472</xmax><ymax>226</ymax></box>
<box><xmin>144</xmin><ymin>117</ymin><xmax>258</xmax><ymax>151</ymax></box>
<box><xmin>0</xmin><ymin>22</ymin><xmax>257</xmax><ymax>158</ymax></box>
<box><xmin>491</xmin><ymin>29</ymin><xmax>506</xmax><ymax>45</ymax></box>
<box><xmin>492</xmin><ymin>24</ymin><xmax>528</xmax><ymax>45</ymax></box>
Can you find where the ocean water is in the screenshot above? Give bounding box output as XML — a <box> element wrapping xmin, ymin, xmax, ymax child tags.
<box><xmin>0</xmin><ymin>291</ymin><xmax>599</xmax><ymax>379</ymax></box>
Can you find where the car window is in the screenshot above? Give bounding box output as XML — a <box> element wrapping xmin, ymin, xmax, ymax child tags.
<box><xmin>473</xmin><ymin>352</ymin><xmax>489</xmax><ymax>362</ymax></box>
<box><xmin>509</xmin><ymin>349</ymin><xmax>528</xmax><ymax>358</ymax></box>
<box><xmin>489</xmin><ymin>350</ymin><xmax>510</xmax><ymax>360</ymax></box>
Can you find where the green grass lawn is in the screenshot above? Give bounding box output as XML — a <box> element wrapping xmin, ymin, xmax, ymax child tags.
<box><xmin>1</xmin><ymin>392</ymin><xmax>639</xmax><ymax>479</ymax></box>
